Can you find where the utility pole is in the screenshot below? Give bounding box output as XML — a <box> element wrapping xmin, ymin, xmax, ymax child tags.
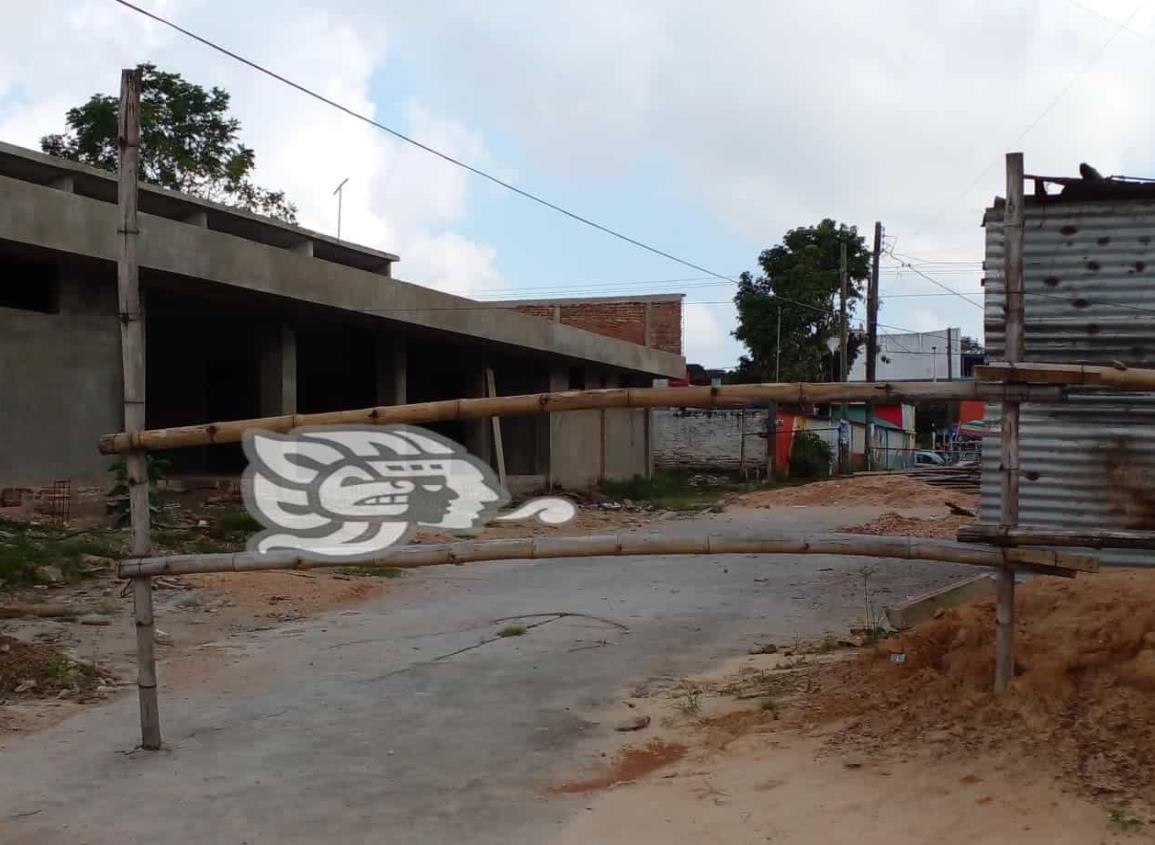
<box><xmin>333</xmin><ymin>177</ymin><xmax>349</xmax><ymax>239</ymax></box>
<box><xmin>775</xmin><ymin>305</ymin><xmax>782</xmax><ymax>382</ymax></box>
<box><xmin>866</xmin><ymin>222</ymin><xmax>882</xmax><ymax>470</ymax></box>
<box><xmin>839</xmin><ymin>241</ymin><xmax>849</xmax><ymax>475</ymax></box>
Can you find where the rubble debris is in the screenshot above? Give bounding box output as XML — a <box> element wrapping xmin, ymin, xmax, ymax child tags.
<box><xmin>845</xmin><ymin>511</ymin><xmax>974</xmax><ymax>540</ymax></box>
<box><xmin>614</xmin><ymin>715</ymin><xmax>651</xmax><ymax>732</ymax></box>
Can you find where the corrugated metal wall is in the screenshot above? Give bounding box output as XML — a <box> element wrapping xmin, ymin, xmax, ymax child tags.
<box><xmin>982</xmin><ymin>197</ymin><xmax>1155</xmax><ymax>566</ymax></box>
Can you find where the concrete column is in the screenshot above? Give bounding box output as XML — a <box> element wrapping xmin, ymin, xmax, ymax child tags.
<box><xmin>546</xmin><ymin>364</ymin><xmax>568</xmax><ymax>488</ymax></box>
<box><xmin>183</xmin><ymin>210</ymin><xmax>208</xmax><ymax>227</ymax></box>
<box><xmin>463</xmin><ymin>362</ymin><xmax>492</xmax><ymax>466</ymax></box>
<box><xmin>259</xmin><ymin>324</ymin><xmax>297</xmax><ymax>416</ymax></box>
<box><xmin>49</xmin><ymin>175</ymin><xmax>75</xmax><ymax>193</ymax></box>
<box><xmin>374</xmin><ymin>335</ymin><xmax>407</xmax><ymax>405</ymax></box>
<box><xmin>290</xmin><ymin>239</ymin><xmax>314</xmax><ymax>257</ymax></box>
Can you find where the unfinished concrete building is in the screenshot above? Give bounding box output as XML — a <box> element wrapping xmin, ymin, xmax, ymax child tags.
<box><xmin>0</xmin><ymin>141</ymin><xmax>685</xmax><ymax>495</ymax></box>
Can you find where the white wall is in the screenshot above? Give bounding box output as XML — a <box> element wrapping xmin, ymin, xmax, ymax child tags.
<box><xmin>652</xmin><ymin>408</ymin><xmax>769</xmax><ymax>471</ymax></box>
<box><xmin>849</xmin><ymin>328</ymin><xmax>962</xmax><ymax>382</ymax></box>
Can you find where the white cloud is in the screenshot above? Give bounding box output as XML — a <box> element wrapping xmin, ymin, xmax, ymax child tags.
<box><xmin>682</xmin><ymin>302</ymin><xmax>732</xmax><ymax>368</ymax></box>
<box><xmin>4</xmin><ymin>0</ymin><xmax>1155</xmax><ymax>366</ymax></box>
<box><xmin>0</xmin><ymin>0</ymin><xmax>504</xmax><ymax>300</ymax></box>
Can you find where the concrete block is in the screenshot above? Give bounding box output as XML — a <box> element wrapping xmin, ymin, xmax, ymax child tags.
<box><xmin>884</xmin><ymin>574</ymin><xmax>997</xmax><ymax>630</ymax></box>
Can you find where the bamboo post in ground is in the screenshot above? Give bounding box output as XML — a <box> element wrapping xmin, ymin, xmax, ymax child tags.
<box><xmin>996</xmin><ymin>151</ymin><xmax>1026</xmax><ymax>694</ymax></box>
<box><xmin>484</xmin><ymin>366</ymin><xmax>506</xmax><ymax>488</ymax></box>
<box><xmin>117</xmin><ymin>67</ymin><xmax>159</xmax><ymax>749</ymax></box>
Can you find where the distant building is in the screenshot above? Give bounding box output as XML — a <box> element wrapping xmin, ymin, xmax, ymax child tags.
<box><xmin>849</xmin><ymin>328</ymin><xmax>963</xmax><ymax>381</ymax></box>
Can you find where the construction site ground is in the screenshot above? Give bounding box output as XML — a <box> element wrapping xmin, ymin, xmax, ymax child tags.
<box><xmin>0</xmin><ymin>476</ymin><xmax>1145</xmax><ymax>843</ymax></box>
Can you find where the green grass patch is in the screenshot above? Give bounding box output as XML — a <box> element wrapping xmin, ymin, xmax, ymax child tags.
<box><xmin>0</xmin><ymin>519</ymin><xmax>125</xmax><ymax>587</ymax></box>
<box><xmin>497</xmin><ymin>624</ymin><xmax>527</xmax><ymax>638</ymax></box>
<box><xmin>215</xmin><ymin>508</ymin><xmax>263</xmax><ymax>536</ymax></box>
<box><xmin>599</xmin><ymin>470</ymin><xmax>773</xmax><ymax>512</ymax></box>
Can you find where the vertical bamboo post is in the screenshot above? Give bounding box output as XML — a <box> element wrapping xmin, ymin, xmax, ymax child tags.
<box><xmin>484</xmin><ymin>366</ymin><xmax>507</xmax><ymax>488</ymax></box>
<box><xmin>118</xmin><ymin>67</ymin><xmax>160</xmax><ymax>748</ymax></box>
<box><xmin>839</xmin><ymin>241</ymin><xmax>850</xmax><ymax>474</ymax></box>
<box><xmin>996</xmin><ymin>151</ymin><xmax>1025</xmax><ymax>694</ymax></box>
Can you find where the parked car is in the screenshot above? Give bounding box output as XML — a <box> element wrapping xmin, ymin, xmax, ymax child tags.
<box><xmin>913</xmin><ymin>450</ymin><xmax>946</xmax><ymax>466</ymax></box>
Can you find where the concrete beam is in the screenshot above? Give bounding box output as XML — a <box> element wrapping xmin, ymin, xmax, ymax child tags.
<box><xmin>0</xmin><ymin>175</ymin><xmax>684</xmax><ymax>378</ymax></box>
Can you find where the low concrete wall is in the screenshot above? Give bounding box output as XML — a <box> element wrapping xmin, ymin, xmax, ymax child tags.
<box><xmin>0</xmin><ymin>275</ymin><xmax>120</xmax><ymax>485</ymax></box>
<box><xmin>652</xmin><ymin>408</ymin><xmax>768</xmax><ymax>472</ymax></box>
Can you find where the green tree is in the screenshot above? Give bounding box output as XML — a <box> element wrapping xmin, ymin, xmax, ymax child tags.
<box><xmin>731</xmin><ymin>219</ymin><xmax>869</xmax><ymax>383</ymax></box>
<box><xmin>41</xmin><ymin>63</ymin><xmax>296</xmax><ymax>223</ymax></box>
<box><xmin>960</xmin><ymin>335</ymin><xmax>984</xmax><ymax>354</ymax></box>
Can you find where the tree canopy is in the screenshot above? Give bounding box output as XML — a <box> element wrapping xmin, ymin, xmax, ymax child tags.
<box><xmin>730</xmin><ymin>219</ymin><xmax>869</xmax><ymax>383</ymax></box>
<box><xmin>41</xmin><ymin>63</ymin><xmax>296</xmax><ymax>223</ymax></box>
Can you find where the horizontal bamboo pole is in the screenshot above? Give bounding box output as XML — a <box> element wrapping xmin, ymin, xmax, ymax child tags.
<box><xmin>959</xmin><ymin>523</ymin><xmax>1155</xmax><ymax>550</ymax></box>
<box><xmin>975</xmin><ymin>362</ymin><xmax>1155</xmax><ymax>390</ymax></box>
<box><xmin>99</xmin><ymin>381</ymin><xmax>1065</xmax><ymax>455</ymax></box>
<box><xmin>118</xmin><ymin>531</ymin><xmax>1096</xmax><ymax>579</ymax></box>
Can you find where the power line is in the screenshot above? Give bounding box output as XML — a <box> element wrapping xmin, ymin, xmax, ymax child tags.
<box><xmin>104</xmin><ymin>3</ymin><xmax>978</xmax><ymax>347</ymax></box>
<box><xmin>1067</xmin><ymin>0</ymin><xmax>1155</xmax><ymax>43</ymax></box>
<box><xmin>883</xmin><ymin>251</ymin><xmax>985</xmax><ymax>309</ymax></box>
<box><xmin>905</xmin><ymin>1</ymin><xmax>1144</xmax><ymax>244</ymax></box>
<box><xmin>110</xmin><ymin>0</ymin><xmax>737</xmax><ymax>285</ymax></box>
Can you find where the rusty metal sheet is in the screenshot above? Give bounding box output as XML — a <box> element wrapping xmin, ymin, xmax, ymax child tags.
<box><xmin>981</xmin><ymin>196</ymin><xmax>1155</xmax><ymax>567</ymax></box>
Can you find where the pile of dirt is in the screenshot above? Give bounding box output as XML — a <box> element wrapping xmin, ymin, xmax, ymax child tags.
<box><xmin>807</xmin><ymin>570</ymin><xmax>1155</xmax><ymax>812</ymax></box>
<box><xmin>730</xmin><ymin>475</ymin><xmax>978</xmax><ymax>510</ymax></box>
<box><xmin>0</xmin><ymin>636</ymin><xmax>111</xmax><ymax>699</ymax></box>
<box><xmin>844</xmin><ymin>511</ymin><xmax>974</xmax><ymax>540</ymax></box>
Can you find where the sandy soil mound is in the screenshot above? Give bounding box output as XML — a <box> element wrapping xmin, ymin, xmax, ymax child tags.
<box><xmin>809</xmin><ymin>569</ymin><xmax>1155</xmax><ymax>812</ymax></box>
<box><xmin>845</xmin><ymin>511</ymin><xmax>974</xmax><ymax>540</ymax></box>
<box><xmin>731</xmin><ymin>475</ymin><xmax>978</xmax><ymax>510</ymax></box>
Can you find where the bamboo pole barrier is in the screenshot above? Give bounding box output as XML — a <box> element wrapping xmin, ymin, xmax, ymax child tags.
<box><xmin>117</xmin><ymin>531</ymin><xmax>1097</xmax><ymax>580</ymax></box>
<box><xmin>959</xmin><ymin>524</ymin><xmax>1155</xmax><ymax>550</ymax></box>
<box><xmin>117</xmin><ymin>67</ymin><xmax>160</xmax><ymax>749</ymax></box>
<box><xmin>98</xmin><ymin>381</ymin><xmax>1065</xmax><ymax>455</ymax></box>
<box><xmin>975</xmin><ymin>362</ymin><xmax>1155</xmax><ymax>390</ymax></box>
<box><xmin>996</xmin><ymin>151</ymin><xmax>1026</xmax><ymax>694</ymax></box>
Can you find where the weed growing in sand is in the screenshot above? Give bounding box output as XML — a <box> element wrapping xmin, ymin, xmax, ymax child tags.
<box><xmin>1108</xmin><ymin>809</ymin><xmax>1143</xmax><ymax>831</ymax></box>
<box><xmin>857</xmin><ymin>565</ymin><xmax>886</xmax><ymax>643</ymax></box>
<box><xmin>45</xmin><ymin>653</ymin><xmax>72</xmax><ymax>680</ymax></box>
<box><xmin>498</xmin><ymin>624</ymin><xmax>527</xmax><ymax>638</ymax></box>
<box><xmin>816</xmin><ymin>635</ymin><xmax>839</xmax><ymax>654</ymax></box>
<box><xmin>674</xmin><ymin>681</ymin><xmax>703</xmax><ymax>716</ymax></box>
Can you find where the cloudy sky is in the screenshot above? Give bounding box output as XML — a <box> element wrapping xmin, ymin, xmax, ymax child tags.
<box><xmin>3</xmin><ymin>0</ymin><xmax>1154</xmax><ymax>366</ymax></box>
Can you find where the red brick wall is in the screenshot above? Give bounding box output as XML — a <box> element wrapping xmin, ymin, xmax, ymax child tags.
<box><xmin>510</xmin><ymin>300</ymin><xmax>682</xmax><ymax>354</ymax></box>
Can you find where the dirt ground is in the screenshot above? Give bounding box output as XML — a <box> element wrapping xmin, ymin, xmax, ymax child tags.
<box><xmin>731</xmin><ymin>475</ymin><xmax>978</xmax><ymax>511</ymax></box>
<box><xmin>549</xmin><ymin>569</ymin><xmax>1155</xmax><ymax>843</ymax></box>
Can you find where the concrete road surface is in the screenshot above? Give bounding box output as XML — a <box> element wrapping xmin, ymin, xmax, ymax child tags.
<box><xmin>0</xmin><ymin>508</ymin><xmax>972</xmax><ymax>844</ymax></box>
